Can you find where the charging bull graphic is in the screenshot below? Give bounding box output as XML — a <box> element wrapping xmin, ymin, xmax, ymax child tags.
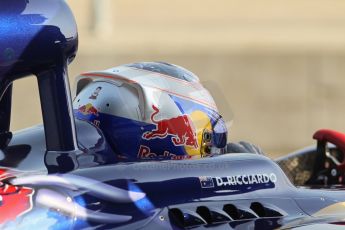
<box><xmin>0</xmin><ymin>169</ymin><xmax>34</xmax><ymax>224</ymax></box>
<box><xmin>78</xmin><ymin>103</ymin><xmax>99</xmax><ymax>116</ymax></box>
<box><xmin>143</xmin><ymin>105</ymin><xmax>198</xmax><ymax>148</ymax></box>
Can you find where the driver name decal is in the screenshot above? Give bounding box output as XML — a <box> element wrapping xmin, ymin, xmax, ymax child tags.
<box><xmin>215</xmin><ymin>173</ymin><xmax>277</xmax><ymax>186</ymax></box>
<box><xmin>199</xmin><ymin>173</ymin><xmax>277</xmax><ymax>194</ymax></box>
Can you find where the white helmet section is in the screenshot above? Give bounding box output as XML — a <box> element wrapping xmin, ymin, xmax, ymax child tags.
<box><xmin>73</xmin><ymin>65</ymin><xmax>217</xmax><ymax>123</ymax></box>
<box><xmin>74</xmin><ymin>81</ymin><xmax>141</xmax><ymax>121</ymax></box>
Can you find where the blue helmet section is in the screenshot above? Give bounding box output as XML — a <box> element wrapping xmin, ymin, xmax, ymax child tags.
<box><xmin>74</xmin><ymin>112</ymin><xmax>191</xmax><ymax>161</ymax></box>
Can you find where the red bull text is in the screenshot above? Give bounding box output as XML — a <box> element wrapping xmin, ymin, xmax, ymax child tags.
<box><xmin>138</xmin><ymin>145</ymin><xmax>192</xmax><ymax>160</ymax></box>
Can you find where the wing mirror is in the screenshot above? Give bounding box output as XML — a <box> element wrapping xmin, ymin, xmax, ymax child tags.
<box><xmin>0</xmin><ymin>0</ymin><xmax>78</xmax><ymax>78</ymax></box>
<box><xmin>0</xmin><ymin>0</ymin><xmax>79</xmax><ymax>172</ymax></box>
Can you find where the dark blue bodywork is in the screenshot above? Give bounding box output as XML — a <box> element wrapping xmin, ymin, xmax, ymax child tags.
<box><xmin>0</xmin><ymin>0</ymin><xmax>79</xmax><ymax>172</ymax></box>
<box><xmin>0</xmin><ymin>0</ymin><xmax>78</xmax><ymax>148</ymax></box>
<box><xmin>1</xmin><ymin>1</ymin><xmax>345</xmax><ymax>229</ymax></box>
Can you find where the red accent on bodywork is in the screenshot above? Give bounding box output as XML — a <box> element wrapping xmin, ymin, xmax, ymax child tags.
<box><xmin>0</xmin><ymin>169</ymin><xmax>34</xmax><ymax>224</ymax></box>
<box><xmin>0</xmin><ymin>169</ymin><xmax>11</xmax><ymax>180</ymax></box>
<box><xmin>313</xmin><ymin>129</ymin><xmax>345</xmax><ymax>152</ymax></box>
<box><xmin>313</xmin><ymin>129</ymin><xmax>345</xmax><ymax>170</ymax></box>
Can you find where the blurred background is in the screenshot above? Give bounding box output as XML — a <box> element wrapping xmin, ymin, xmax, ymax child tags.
<box><xmin>11</xmin><ymin>0</ymin><xmax>345</xmax><ymax>158</ymax></box>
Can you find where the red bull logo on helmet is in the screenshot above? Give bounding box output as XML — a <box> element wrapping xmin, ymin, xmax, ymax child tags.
<box><xmin>78</xmin><ymin>103</ymin><xmax>99</xmax><ymax>116</ymax></box>
<box><xmin>143</xmin><ymin>105</ymin><xmax>198</xmax><ymax>149</ymax></box>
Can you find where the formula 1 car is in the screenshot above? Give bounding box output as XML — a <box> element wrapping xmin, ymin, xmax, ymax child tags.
<box><xmin>2</xmin><ymin>0</ymin><xmax>345</xmax><ymax>229</ymax></box>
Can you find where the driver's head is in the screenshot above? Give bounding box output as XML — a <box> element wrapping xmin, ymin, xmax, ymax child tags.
<box><xmin>73</xmin><ymin>62</ymin><xmax>227</xmax><ymax>161</ymax></box>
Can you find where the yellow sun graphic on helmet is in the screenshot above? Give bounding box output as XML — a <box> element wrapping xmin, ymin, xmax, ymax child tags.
<box><xmin>185</xmin><ymin>110</ymin><xmax>212</xmax><ymax>157</ymax></box>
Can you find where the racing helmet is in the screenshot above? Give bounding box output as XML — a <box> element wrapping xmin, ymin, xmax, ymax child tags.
<box><xmin>73</xmin><ymin>62</ymin><xmax>227</xmax><ymax>161</ymax></box>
